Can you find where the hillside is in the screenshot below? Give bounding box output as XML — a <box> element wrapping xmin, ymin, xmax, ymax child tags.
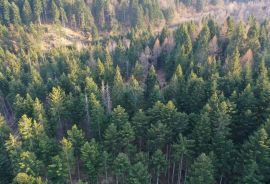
<box><xmin>1</xmin><ymin>1</ymin><xmax>270</xmax><ymax>184</ymax></box>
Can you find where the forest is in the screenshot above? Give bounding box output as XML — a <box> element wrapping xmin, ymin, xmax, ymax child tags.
<box><xmin>1</xmin><ymin>0</ymin><xmax>270</xmax><ymax>184</ymax></box>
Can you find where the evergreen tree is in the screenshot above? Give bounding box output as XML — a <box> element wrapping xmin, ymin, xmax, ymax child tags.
<box><xmin>0</xmin><ymin>0</ymin><xmax>10</xmax><ymax>25</ymax></box>
<box><xmin>144</xmin><ymin>65</ymin><xmax>160</xmax><ymax>107</ymax></box>
<box><xmin>32</xmin><ymin>0</ymin><xmax>42</xmax><ymax>24</ymax></box>
<box><xmin>51</xmin><ymin>0</ymin><xmax>59</xmax><ymax>23</ymax></box>
<box><xmin>22</xmin><ymin>0</ymin><xmax>32</xmax><ymax>24</ymax></box>
<box><xmin>104</xmin><ymin>123</ymin><xmax>119</xmax><ymax>156</ymax></box>
<box><xmin>128</xmin><ymin>162</ymin><xmax>150</xmax><ymax>184</ymax></box>
<box><xmin>10</xmin><ymin>2</ymin><xmax>21</xmax><ymax>24</ymax></box>
<box><xmin>112</xmin><ymin>66</ymin><xmax>125</xmax><ymax>107</ymax></box>
<box><xmin>123</xmin><ymin>76</ymin><xmax>143</xmax><ymax>115</ymax></box>
<box><xmin>132</xmin><ymin>109</ymin><xmax>149</xmax><ymax>150</ymax></box>
<box><xmin>48</xmin><ymin>86</ymin><xmax>66</xmax><ymax>135</ymax></box>
<box><xmin>187</xmin><ymin>153</ymin><xmax>215</xmax><ymax>184</ymax></box>
<box><xmin>151</xmin><ymin>149</ymin><xmax>167</xmax><ymax>184</ymax></box>
<box><xmin>171</xmin><ymin>134</ymin><xmax>194</xmax><ymax>184</ymax></box>
<box><xmin>113</xmin><ymin>153</ymin><xmax>130</xmax><ymax>184</ymax></box>
<box><xmin>89</xmin><ymin>93</ymin><xmax>105</xmax><ymax>140</ymax></box>
<box><xmin>254</xmin><ymin>59</ymin><xmax>270</xmax><ymax>124</ymax></box>
<box><xmin>81</xmin><ymin>139</ymin><xmax>101</xmax><ymax>183</ymax></box>
<box><xmin>48</xmin><ymin>155</ymin><xmax>69</xmax><ymax>183</ymax></box>
<box><xmin>0</xmin><ymin>116</ymin><xmax>13</xmax><ymax>184</ymax></box>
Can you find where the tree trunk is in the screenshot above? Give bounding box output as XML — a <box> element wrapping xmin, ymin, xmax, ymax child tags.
<box><xmin>84</xmin><ymin>93</ymin><xmax>91</xmax><ymax>137</ymax></box>
<box><xmin>178</xmin><ymin>154</ymin><xmax>183</xmax><ymax>184</ymax></box>
<box><xmin>219</xmin><ymin>175</ymin><xmax>223</xmax><ymax>184</ymax></box>
<box><xmin>183</xmin><ymin>167</ymin><xmax>187</xmax><ymax>184</ymax></box>
<box><xmin>171</xmin><ymin>162</ymin><xmax>175</xmax><ymax>184</ymax></box>
<box><xmin>77</xmin><ymin>158</ymin><xmax>80</xmax><ymax>180</ymax></box>
<box><xmin>105</xmin><ymin>163</ymin><xmax>108</xmax><ymax>184</ymax></box>
<box><xmin>65</xmin><ymin>151</ymin><xmax>72</xmax><ymax>184</ymax></box>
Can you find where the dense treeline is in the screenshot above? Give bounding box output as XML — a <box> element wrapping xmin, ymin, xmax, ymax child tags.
<box><xmin>1</xmin><ymin>3</ymin><xmax>270</xmax><ymax>184</ymax></box>
<box><xmin>0</xmin><ymin>0</ymin><xmax>166</xmax><ymax>32</ymax></box>
<box><xmin>0</xmin><ymin>0</ymin><xmax>261</xmax><ymax>34</ymax></box>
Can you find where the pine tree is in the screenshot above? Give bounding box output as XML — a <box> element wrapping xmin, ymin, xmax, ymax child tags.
<box><xmin>132</xmin><ymin>109</ymin><xmax>149</xmax><ymax>150</ymax></box>
<box><xmin>194</xmin><ymin>25</ymin><xmax>210</xmax><ymax>64</ymax></box>
<box><xmin>241</xmin><ymin>127</ymin><xmax>270</xmax><ymax>183</ymax></box>
<box><xmin>229</xmin><ymin>47</ymin><xmax>241</xmax><ymax>80</ymax></box>
<box><xmin>48</xmin><ymin>86</ymin><xmax>66</xmax><ymax>135</ymax></box>
<box><xmin>112</xmin><ymin>66</ymin><xmax>125</xmax><ymax>107</ymax></box>
<box><xmin>118</xmin><ymin>122</ymin><xmax>135</xmax><ymax>152</ymax></box>
<box><xmin>10</xmin><ymin>2</ymin><xmax>21</xmax><ymax>24</ymax></box>
<box><xmin>59</xmin><ymin>138</ymin><xmax>74</xmax><ymax>183</ymax></box>
<box><xmin>145</xmin><ymin>65</ymin><xmax>160</xmax><ymax>107</ymax></box>
<box><xmin>17</xmin><ymin>151</ymin><xmax>42</xmax><ymax>177</ymax></box>
<box><xmin>123</xmin><ymin>75</ymin><xmax>143</xmax><ymax>115</ymax></box>
<box><xmin>5</xmin><ymin>134</ymin><xmax>22</xmax><ymax>174</ymax></box>
<box><xmin>104</xmin><ymin>50</ymin><xmax>114</xmax><ymax>84</ymax></box>
<box><xmin>48</xmin><ymin>155</ymin><xmax>69</xmax><ymax>183</ymax></box>
<box><xmin>254</xmin><ymin>58</ymin><xmax>270</xmax><ymax>124</ymax></box>
<box><xmin>22</xmin><ymin>0</ymin><xmax>32</xmax><ymax>24</ymax></box>
<box><xmin>113</xmin><ymin>153</ymin><xmax>130</xmax><ymax>184</ymax></box>
<box><xmin>174</xmin><ymin>25</ymin><xmax>192</xmax><ymax>71</ymax></box>
<box><xmin>171</xmin><ymin>134</ymin><xmax>194</xmax><ymax>184</ymax></box>
<box><xmin>81</xmin><ymin>139</ymin><xmax>101</xmax><ymax>183</ymax></box>
<box><xmin>104</xmin><ymin>123</ymin><xmax>119</xmax><ymax>156</ymax></box>
<box><xmin>242</xmin><ymin>160</ymin><xmax>264</xmax><ymax>184</ymax></box>
<box><xmin>0</xmin><ymin>0</ymin><xmax>10</xmax><ymax>25</ymax></box>
<box><xmin>185</xmin><ymin>72</ymin><xmax>206</xmax><ymax>113</ymax></box>
<box><xmin>50</xmin><ymin>0</ymin><xmax>59</xmax><ymax>23</ymax></box>
<box><xmin>32</xmin><ymin>0</ymin><xmax>42</xmax><ymax>24</ymax></box>
<box><xmin>110</xmin><ymin>105</ymin><xmax>129</xmax><ymax>128</ymax></box>
<box><xmin>148</xmin><ymin>121</ymin><xmax>169</xmax><ymax>152</ymax></box>
<box><xmin>232</xmin><ymin>84</ymin><xmax>257</xmax><ymax>143</ymax></box>
<box><xmin>187</xmin><ymin>153</ymin><xmax>215</xmax><ymax>184</ymax></box>
<box><xmin>151</xmin><ymin>149</ymin><xmax>167</xmax><ymax>184</ymax></box>
<box><xmin>192</xmin><ymin>106</ymin><xmax>212</xmax><ymax>153</ymax></box>
<box><xmin>85</xmin><ymin>77</ymin><xmax>100</xmax><ymax>98</ymax></box>
<box><xmin>96</xmin><ymin>58</ymin><xmax>105</xmax><ymax>84</ymax></box>
<box><xmin>89</xmin><ymin>93</ymin><xmax>105</xmax><ymax>140</ymax></box>
<box><xmin>13</xmin><ymin>172</ymin><xmax>44</xmax><ymax>184</ymax></box>
<box><xmin>0</xmin><ymin>116</ymin><xmax>13</xmax><ymax>184</ymax></box>
<box><xmin>18</xmin><ymin>115</ymin><xmax>35</xmax><ymax>149</ymax></box>
<box><xmin>128</xmin><ymin>162</ymin><xmax>150</xmax><ymax>184</ymax></box>
<box><xmin>67</xmin><ymin>125</ymin><xmax>85</xmax><ymax>177</ymax></box>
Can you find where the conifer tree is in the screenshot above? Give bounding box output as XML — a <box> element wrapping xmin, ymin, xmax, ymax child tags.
<box><xmin>151</xmin><ymin>149</ymin><xmax>167</xmax><ymax>184</ymax></box>
<box><xmin>32</xmin><ymin>0</ymin><xmax>42</xmax><ymax>24</ymax></box>
<box><xmin>113</xmin><ymin>153</ymin><xmax>130</xmax><ymax>184</ymax></box>
<box><xmin>145</xmin><ymin>65</ymin><xmax>160</xmax><ymax>107</ymax></box>
<box><xmin>187</xmin><ymin>153</ymin><xmax>215</xmax><ymax>184</ymax></box>
<box><xmin>51</xmin><ymin>0</ymin><xmax>59</xmax><ymax>23</ymax></box>
<box><xmin>112</xmin><ymin>66</ymin><xmax>124</xmax><ymax>107</ymax></box>
<box><xmin>128</xmin><ymin>161</ymin><xmax>150</xmax><ymax>184</ymax></box>
<box><xmin>89</xmin><ymin>93</ymin><xmax>105</xmax><ymax>140</ymax></box>
<box><xmin>22</xmin><ymin>0</ymin><xmax>32</xmax><ymax>24</ymax></box>
<box><xmin>10</xmin><ymin>2</ymin><xmax>21</xmax><ymax>24</ymax></box>
<box><xmin>0</xmin><ymin>116</ymin><xmax>13</xmax><ymax>184</ymax></box>
<box><xmin>171</xmin><ymin>134</ymin><xmax>194</xmax><ymax>184</ymax></box>
<box><xmin>132</xmin><ymin>109</ymin><xmax>149</xmax><ymax>150</ymax></box>
<box><xmin>81</xmin><ymin>139</ymin><xmax>101</xmax><ymax>183</ymax></box>
<box><xmin>0</xmin><ymin>0</ymin><xmax>10</xmax><ymax>25</ymax></box>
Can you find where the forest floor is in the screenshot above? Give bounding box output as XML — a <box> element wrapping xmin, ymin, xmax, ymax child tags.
<box><xmin>40</xmin><ymin>24</ymin><xmax>90</xmax><ymax>51</ymax></box>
